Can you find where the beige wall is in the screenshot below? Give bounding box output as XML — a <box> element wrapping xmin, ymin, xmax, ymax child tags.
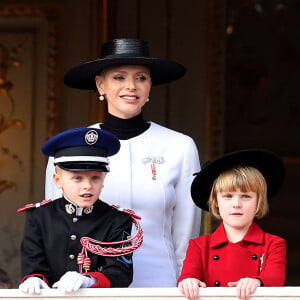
<box><xmin>0</xmin><ymin>0</ymin><xmax>104</xmax><ymax>286</ymax></box>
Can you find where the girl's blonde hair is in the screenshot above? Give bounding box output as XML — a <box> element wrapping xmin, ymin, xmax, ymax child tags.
<box><xmin>209</xmin><ymin>166</ymin><xmax>268</xmax><ymax>219</ymax></box>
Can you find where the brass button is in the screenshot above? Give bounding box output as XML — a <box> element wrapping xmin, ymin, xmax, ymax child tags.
<box><xmin>73</xmin><ymin>217</ymin><xmax>78</xmax><ymax>223</ymax></box>
<box><xmin>69</xmin><ymin>254</ymin><xmax>75</xmax><ymax>260</ymax></box>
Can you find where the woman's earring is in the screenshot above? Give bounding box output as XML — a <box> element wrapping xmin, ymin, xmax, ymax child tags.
<box><xmin>146</xmin><ymin>97</ymin><xmax>150</xmax><ymax>102</ymax></box>
<box><xmin>99</xmin><ymin>93</ymin><xmax>105</xmax><ymax>101</ymax></box>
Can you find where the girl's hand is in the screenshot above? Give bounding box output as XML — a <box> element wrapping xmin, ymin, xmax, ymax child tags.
<box><xmin>178</xmin><ymin>278</ymin><xmax>207</xmax><ymax>300</ymax></box>
<box><xmin>228</xmin><ymin>277</ymin><xmax>261</xmax><ymax>300</ymax></box>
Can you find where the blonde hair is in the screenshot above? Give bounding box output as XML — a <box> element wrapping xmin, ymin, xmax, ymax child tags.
<box><xmin>209</xmin><ymin>166</ymin><xmax>268</xmax><ymax>219</ymax></box>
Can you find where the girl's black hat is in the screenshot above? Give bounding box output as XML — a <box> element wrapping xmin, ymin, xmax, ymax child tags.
<box><xmin>191</xmin><ymin>149</ymin><xmax>286</xmax><ymax>211</ymax></box>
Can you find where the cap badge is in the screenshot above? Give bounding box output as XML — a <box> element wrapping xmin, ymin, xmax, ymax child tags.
<box><xmin>85</xmin><ymin>130</ymin><xmax>99</xmax><ymax>145</ymax></box>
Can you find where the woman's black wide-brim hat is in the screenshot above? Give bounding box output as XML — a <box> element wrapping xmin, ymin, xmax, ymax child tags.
<box><xmin>64</xmin><ymin>38</ymin><xmax>186</xmax><ymax>90</ymax></box>
<box><xmin>191</xmin><ymin>149</ymin><xmax>286</xmax><ymax>211</ymax></box>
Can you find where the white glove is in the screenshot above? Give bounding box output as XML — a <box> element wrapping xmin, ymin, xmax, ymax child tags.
<box><xmin>19</xmin><ymin>276</ymin><xmax>50</xmax><ymax>294</ymax></box>
<box><xmin>52</xmin><ymin>271</ymin><xmax>96</xmax><ymax>293</ymax></box>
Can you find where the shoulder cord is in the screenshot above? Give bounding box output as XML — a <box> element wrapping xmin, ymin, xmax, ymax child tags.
<box><xmin>77</xmin><ymin>206</ymin><xmax>143</xmax><ymax>273</ymax></box>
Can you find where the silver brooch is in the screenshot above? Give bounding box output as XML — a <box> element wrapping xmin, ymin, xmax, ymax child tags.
<box><xmin>259</xmin><ymin>254</ymin><xmax>264</xmax><ymax>272</ymax></box>
<box><xmin>142</xmin><ymin>155</ymin><xmax>164</xmax><ymax>180</ymax></box>
<box><xmin>142</xmin><ymin>155</ymin><xmax>164</xmax><ymax>164</ymax></box>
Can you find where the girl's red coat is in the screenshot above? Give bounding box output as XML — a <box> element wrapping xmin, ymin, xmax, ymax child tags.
<box><xmin>178</xmin><ymin>222</ymin><xmax>286</xmax><ymax>287</ymax></box>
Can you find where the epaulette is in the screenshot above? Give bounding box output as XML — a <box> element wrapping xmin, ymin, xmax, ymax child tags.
<box><xmin>111</xmin><ymin>205</ymin><xmax>141</xmax><ymax>220</ymax></box>
<box><xmin>17</xmin><ymin>199</ymin><xmax>53</xmax><ymax>213</ymax></box>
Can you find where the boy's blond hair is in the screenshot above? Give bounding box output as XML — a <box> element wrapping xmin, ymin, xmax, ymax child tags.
<box><xmin>209</xmin><ymin>166</ymin><xmax>268</xmax><ymax>219</ymax></box>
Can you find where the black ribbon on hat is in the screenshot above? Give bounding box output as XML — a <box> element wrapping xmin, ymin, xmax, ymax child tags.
<box><xmin>101</xmin><ymin>38</ymin><xmax>150</xmax><ymax>58</ymax></box>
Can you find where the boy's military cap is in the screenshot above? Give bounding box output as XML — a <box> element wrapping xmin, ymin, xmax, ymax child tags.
<box><xmin>42</xmin><ymin>127</ymin><xmax>120</xmax><ymax>172</ymax></box>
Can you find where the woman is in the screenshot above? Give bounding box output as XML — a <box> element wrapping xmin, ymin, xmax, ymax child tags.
<box><xmin>45</xmin><ymin>38</ymin><xmax>202</xmax><ymax>287</ymax></box>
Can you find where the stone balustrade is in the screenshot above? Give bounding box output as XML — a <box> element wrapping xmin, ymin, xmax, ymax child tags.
<box><xmin>0</xmin><ymin>287</ymin><xmax>299</xmax><ymax>299</ymax></box>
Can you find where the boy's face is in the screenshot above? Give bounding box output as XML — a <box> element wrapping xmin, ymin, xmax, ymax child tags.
<box><xmin>53</xmin><ymin>168</ymin><xmax>106</xmax><ymax>208</ymax></box>
<box><xmin>216</xmin><ymin>188</ymin><xmax>258</xmax><ymax>233</ymax></box>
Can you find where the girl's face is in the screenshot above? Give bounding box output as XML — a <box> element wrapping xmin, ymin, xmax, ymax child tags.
<box><xmin>216</xmin><ymin>188</ymin><xmax>258</xmax><ymax>233</ymax></box>
<box><xmin>53</xmin><ymin>169</ymin><xmax>106</xmax><ymax>208</ymax></box>
<box><xmin>95</xmin><ymin>65</ymin><xmax>152</xmax><ymax>119</ymax></box>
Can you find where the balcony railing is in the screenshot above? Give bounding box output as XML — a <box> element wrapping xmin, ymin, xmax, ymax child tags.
<box><xmin>0</xmin><ymin>287</ymin><xmax>299</xmax><ymax>299</ymax></box>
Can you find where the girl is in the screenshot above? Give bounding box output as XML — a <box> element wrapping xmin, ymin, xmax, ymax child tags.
<box><xmin>178</xmin><ymin>149</ymin><xmax>286</xmax><ymax>300</ymax></box>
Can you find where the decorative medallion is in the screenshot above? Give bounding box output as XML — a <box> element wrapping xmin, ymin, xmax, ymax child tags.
<box><xmin>85</xmin><ymin>129</ymin><xmax>98</xmax><ymax>145</ymax></box>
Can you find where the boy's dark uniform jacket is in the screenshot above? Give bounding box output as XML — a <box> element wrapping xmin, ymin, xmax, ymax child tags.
<box><xmin>20</xmin><ymin>197</ymin><xmax>133</xmax><ymax>288</ymax></box>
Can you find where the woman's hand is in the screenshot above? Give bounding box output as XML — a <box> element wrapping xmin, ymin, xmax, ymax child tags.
<box><xmin>178</xmin><ymin>277</ymin><xmax>207</xmax><ymax>300</ymax></box>
<box><xmin>228</xmin><ymin>277</ymin><xmax>261</xmax><ymax>299</ymax></box>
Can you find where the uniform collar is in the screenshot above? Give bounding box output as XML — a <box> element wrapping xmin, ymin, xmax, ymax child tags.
<box><xmin>63</xmin><ymin>197</ymin><xmax>94</xmax><ymax>216</ymax></box>
<box><xmin>211</xmin><ymin>221</ymin><xmax>264</xmax><ymax>248</ymax></box>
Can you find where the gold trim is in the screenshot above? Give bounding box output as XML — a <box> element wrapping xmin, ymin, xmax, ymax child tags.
<box><xmin>0</xmin><ymin>3</ymin><xmax>62</xmax><ymax>138</ymax></box>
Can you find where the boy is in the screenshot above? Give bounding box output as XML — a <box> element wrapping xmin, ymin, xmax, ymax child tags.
<box><xmin>178</xmin><ymin>149</ymin><xmax>286</xmax><ymax>300</ymax></box>
<box><xmin>18</xmin><ymin>128</ymin><xmax>142</xmax><ymax>294</ymax></box>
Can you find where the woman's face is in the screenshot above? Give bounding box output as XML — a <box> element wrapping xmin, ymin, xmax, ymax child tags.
<box><xmin>95</xmin><ymin>65</ymin><xmax>152</xmax><ymax>119</ymax></box>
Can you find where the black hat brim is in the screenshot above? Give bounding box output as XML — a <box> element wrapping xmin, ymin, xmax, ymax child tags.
<box><xmin>57</xmin><ymin>162</ymin><xmax>109</xmax><ymax>172</ymax></box>
<box><xmin>64</xmin><ymin>57</ymin><xmax>186</xmax><ymax>90</ymax></box>
<box><xmin>191</xmin><ymin>149</ymin><xmax>286</xmax><ymax>211</ymax></box>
